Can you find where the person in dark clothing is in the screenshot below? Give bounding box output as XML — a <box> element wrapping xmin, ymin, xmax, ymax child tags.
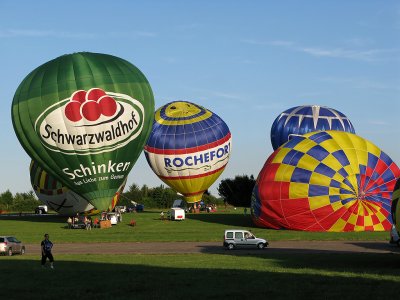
<box><xmin>41</xmin><ymin>233</ymin><xmax>54</xmax><ymax>269</ymax></box>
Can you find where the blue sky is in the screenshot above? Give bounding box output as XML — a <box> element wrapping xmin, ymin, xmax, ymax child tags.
<box><xmin>1</xmin><ymin>0</ymin><xmax>399</xmax><ymax>196</ymax></box>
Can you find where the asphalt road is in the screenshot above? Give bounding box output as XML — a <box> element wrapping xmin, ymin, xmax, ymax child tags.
<box><xmin>24</xmin><ymin>240</ymin><xmax>400</xmax><ymax>255</ymax></box>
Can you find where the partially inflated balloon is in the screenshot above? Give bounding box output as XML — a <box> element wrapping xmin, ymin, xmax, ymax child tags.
<box><xmin>30</xmin><ymin>160</ymin><xmax>126</xmax><ymax>215</ymax></box>
<box><xmin>392</xmin><ymin>179</ymin><xmax>400</xmax><ymax>233</ymax></box>
<box><xmin>30</xmin><ymin>160</ymin><xmax>94</xmax><ymax>214</ymax></box>
<box><xmin>12</xmin><ymin>52</ymin><xmax>154</xmax><ymax>211</ymax></box>
<box><xmin>144</xmin><ymin>101</ymin><xmax>232</xmax><ymax>203</ymax></box>
<box><xmin>270</xmin><ymin>105</ymin><xmax>355</xmax><ymax>150</ymax></box>
<box><xmin>252</xmin><ymin>131</ymin><xmax>399</xmax><ymax>231</ymax></box>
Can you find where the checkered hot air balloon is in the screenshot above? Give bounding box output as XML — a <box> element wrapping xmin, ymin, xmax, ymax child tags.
<box><xmin>270</xmin><ymin>105</ymin><xmax>355</xmax><ymax>150</ymax></box>
<box><xmin>252</xmin><ymin>131</ymin><xmax>400</xmax><ymax>232</ymax></box>
<box><xmin>144</xmin><ymin>101</ymin><xmax>232</xmax><ymax>203</ymax></box>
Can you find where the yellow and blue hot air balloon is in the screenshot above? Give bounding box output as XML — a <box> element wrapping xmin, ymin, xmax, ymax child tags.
<box><xmin>144</xmin><ymin>101</ymin><xmax>232</xmax><ymax>203</ymax></box>
<box><xmin>252</xmin><ymin>131</ymin><xmax>400</xmax><ymax>232</ymax></box>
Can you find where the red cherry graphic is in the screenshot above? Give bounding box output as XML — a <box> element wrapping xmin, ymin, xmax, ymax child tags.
<box><xmin>71</xmin><ymin>90</ymin><xmax>87</xmax><ymax>103</ymax></box>
<box><xmin>98</xmin><ymin>96</ymin><xmax>117</xmax><ymax>117</ymax></box>
<box><xmin>65</xmin><ymin>101</ymin><xmax>83</xmax><ymax>122</ymax></box>
<box><xmin>86</xmin><ymin>88</ymin><xmax>107</xmax><ymax>101</ymax></box>
<box><xmin>81</xmin><ymin>100</ymin><xmax>101</xmax><ymax>121</ymax></box>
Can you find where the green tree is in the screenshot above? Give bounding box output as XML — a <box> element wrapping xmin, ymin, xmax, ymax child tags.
<box><xmin>11</xmin><ymin>191</ymin><xmax>39</xmax><ymax>211</ymax></box>
<box><xmin>217</xmin><ymin>175</ymin><xmax>255</xmax><ymax>207</ymax></box>
<box><xmin>141</xmin><ymin>184</ymin><xmax>149</xmax><ymax>198</ymax></box>
<box><xmin>163</xmin><ymin>188</ymin><xmax>179</xmax><ymax>208</ymax></box>
<box><xmin>151</xmin><ymin>185</ymin><xmax>165</xmax><ymax>208</ymax></box>
<box><xmin>121</xmin><ymin>183</ymin><xmax>143</xmax><ymax>206</ymax></box>
<box><xmin>0</xmin><ymin>190</ymin><xmax>14</xmax><ymax>210</ymax></box>
<box><xmin>202</xmin><ymin>190</ymin><xmax>222</xmax><ymax>205</ymax></box>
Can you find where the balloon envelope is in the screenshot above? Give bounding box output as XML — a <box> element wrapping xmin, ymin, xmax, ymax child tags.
<box><xmin>31</xmin><ymin>159</ymin><xmax>93</xmax><ymax>215</ymax></box>
<box><xmin>252</xmin><ymin>131</ymin><xmax>399</xmax><ymax>231</ymax></box>
<box><xmin>30</xmin><ymin>160</ymin><xmax>125</xmax><ymax>215</ymax></box>
<box><xmin>12</xmin><ymin>52</ymin><xmax>154</xmax><ymax>211</ymax></box>
<box><xmin>270</xmin><ymin>105</ymin><xmax>355</xmax><ymax>150</ymax></box>
<box><xmin>144</xmin><ymin>101</ymin><xmax>232</xmax><ymax>203</ymax></box>
<box><xmin>392</xmin><ymin>179</ymin><xmax>400</xmax><ymax>233</ymax></box>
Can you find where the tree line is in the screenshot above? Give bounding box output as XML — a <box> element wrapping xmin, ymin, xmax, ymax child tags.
<box><xmin>0</xmin><ymin>190</ymin><xmax>39</xmax><ymax>212</ymax></box>
<box><xmin>118</xmin><ymin>184</ymin><xmax>223</xmax><ymax>208</ymax></box>
<box><xmin>113</xmin><ymin>174</ymin><xmax>256</xmax><ymax>208</ymax></box>
<box><xmin>0</xmin><ymin>175</ymin><xmax>256</xmax><ymax>212</ymax></box>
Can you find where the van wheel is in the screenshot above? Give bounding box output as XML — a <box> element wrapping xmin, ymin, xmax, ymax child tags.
<box><xmin>227</xmin><ymin>244</ymin><xmax>235</xmax><ymax>250</ymax></box>
<box><xmin>257</xmin><ymin>243</ymin><xmax>265</xmax><ymax>249</ymax></box>
<box><xmin>20</xmin><ymin>247</ymin><xmax>25</xmax><ymax>255</ymax></box>
<box><xmin>7</xmin><ymin>248</ymin><xmax>13</xmax><ymax>256</ymax></box>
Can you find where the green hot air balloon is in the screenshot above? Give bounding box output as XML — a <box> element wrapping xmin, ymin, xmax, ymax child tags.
<box><xmin>12</xmin><ymin>52</ymin><xmax>154</xmax><ymax>211</ymax></box>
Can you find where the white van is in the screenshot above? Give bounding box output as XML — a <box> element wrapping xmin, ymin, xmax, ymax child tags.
<box><xmin>170</xmin><ymin>207</ymin><xmax>185</xmax><ymax>221</ymax></box>
<box><xmin>223</xmin><ymin>229</ymin><xmax>268</xmax><ymax>250</ymax></box>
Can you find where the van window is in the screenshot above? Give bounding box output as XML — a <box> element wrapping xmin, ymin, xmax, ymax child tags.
<box><xmin>226</xmin><ymin>232</ymin><xmax>233</xmax><ymax>239</ymax></box>
<box><xmin>235</xmin><ymin>232</ymin><xmax>243</xmax><ymax>239</ymax></box>
<box><xmin>0</xmin><ymin>238</ymin><xmax>4</xmax><ymax>242</ymax></box>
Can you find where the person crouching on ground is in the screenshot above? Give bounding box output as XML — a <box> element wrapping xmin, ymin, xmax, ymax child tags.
<box><xmin>41</xmin><ymin>233</ymin><xmax>54</xmax><ymax>269</ymax></box>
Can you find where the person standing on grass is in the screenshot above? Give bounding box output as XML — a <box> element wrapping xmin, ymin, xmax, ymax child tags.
<box><xmin>41</xmin><ymin>233</ymin><xmax>54</xmax><ymax>269</ymax></box>
<box><xmin>67</xmin><ymin>217</ymin><xmax>72</xmax><ymax>229</ymax></box>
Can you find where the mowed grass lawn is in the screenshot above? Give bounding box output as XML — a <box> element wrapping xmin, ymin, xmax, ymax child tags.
<box><xmin>1</xmin><ymin>209</ymin><xmax>399</xmax><ymax>299</ymax></box>
<box><xmin>1</xmin><ymin>252</ymin><xmax>399</xmax><ymax>300</ymax></box>
<box><xmin>0</xmin><ymin>208</ymin><xmax>391</xmax><ymax>243</ymax></box>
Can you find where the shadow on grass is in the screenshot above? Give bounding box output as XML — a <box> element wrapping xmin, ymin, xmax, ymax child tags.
<box><xmin>197</xmin><ymin>246</ymin><xmax>400</xmax><ymax>275</ymax></box>
<box><xmin>0</xmin><ymin>255</ymin><xmax>399</xmax><ymax>300</ymax></box>
<box><xmin>0</xmin><ymin>214</ymin><xmax>67</xmax><ymax>223</ymax></box>
<box><xmin>187</xmin><ymin>213</ymin><xmax>254</xmax><ymax>227</ymax></box>
<box><xmin>199</xmin><ymin>242</ymin><xmax>400</xmax><ymax>256</ymax></box>
<box><xmin>349</xmin><ymin>242</ymin><xmax>400</xmax><ymax>252</ymax></box>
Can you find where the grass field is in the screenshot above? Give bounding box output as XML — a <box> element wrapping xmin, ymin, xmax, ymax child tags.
<box><xmin>1</xmin><ymin>209</ymin><xmax>398</xmax><ymax>299</ymax></box>
<box><xmin>0</xmin><ymin>208</ymin><xmax>391</xmax><ymax>244</ymax></box>
<box><xmin>0</xmin><ymin>252</ymin><xmax>399</xmax><ymax>299</ymax></box>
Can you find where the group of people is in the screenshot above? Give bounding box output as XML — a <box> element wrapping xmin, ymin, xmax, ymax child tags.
<box><xmin>189</xmin><ymin>203</ymin><xmax>218</xmax><ymax>213</ymax></box>
<box><xmin>67</xmin><ymin>214</ymin><xmax>93</xmax><ymax>230</ymax></box>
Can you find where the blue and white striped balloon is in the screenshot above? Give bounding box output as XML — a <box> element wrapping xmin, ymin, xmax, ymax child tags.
<box><xmin>270</xmin><ymin>105</ymin><xmax>355</xmax><ymax>150</ymax></box>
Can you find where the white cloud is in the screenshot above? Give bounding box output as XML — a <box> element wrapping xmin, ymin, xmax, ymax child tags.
<box><xmin>211</xmin><ymin>91</ymin><xmax>242</xmax><ymax>100</ymax></box>
<box><xmin>252</xmin><ymin>103</ymin><xmax>285</xmax><ymax>110</ymax></box>
<box><xmin>319</xmin><ymin>77</ymin><xmax>400</xmax><ymax>91</ymax></box>
<box><xmin>367</xmin><ymin>120</ymin><xmax>390</xmax><ymax>126</ymax></box>
<box><xmin>0</xmin><ymin>29</ymin><xmax>96</xmax><ymax>39</ymax></box>
<box><xmin>183</xmin><ymin>86</ymin><xmax>243</xmax><ymax>101</ymax></box>
<box><xmin>0</xmin><ymin>29</ymin><xmax>157</xmax><ymax>39</ymax></box>
<box><xmin>300</xmin><ymin>47</ymin><xmax>399</xmax><ymax>62</ymax></box>
<box><xmin>240</xmin><ymin>39</ymin><xmax>269</xmax><ymax>46</ymax></box>
<box><xmin>242</xmin><ymin>38</ymin><xmax>400</xmax><ymax>62</ymax></box>
<box><xmin>268</xmin><ymin>40</ymin><xmax>295</xmax><ymax>47</ymax></box>
<box><xmin>343</xmin><ymin>37</ymin><xmax>374</xmax><ymax>47</ymax></box>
